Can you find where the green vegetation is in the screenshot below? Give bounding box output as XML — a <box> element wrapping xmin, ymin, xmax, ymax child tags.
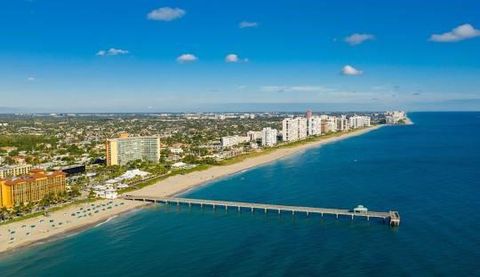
<box><xmin>0</xmin><ymin>134</ymin><xmax>58</xmax><ymax>152</ymax></box>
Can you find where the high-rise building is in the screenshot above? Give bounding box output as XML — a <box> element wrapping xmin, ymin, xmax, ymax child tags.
<box><xmin>297</xmin><ymin>117</ymin><xmax>308</xmax><ymax>139</ymax></box>
<box><xmin>320</xmin><ymin>115</ymin><xmax>337</xmax><ymax>133</ymax></box>
<box><xmin>282</xmin><ymin>118</ymin><xmax>307</xmax><ymax>141</ymax></box>
<box><xmin>0</xmin><ymin>169</ymin><xmax>66</xmax><ymax>208</ymax></box>
<box><xmin>261</xmin><ymin>127</ymin><xmax>278</xmax><ymax>147</ymax></box>
<box><xmin>349</xmin><ymin>116</ymin><xmax>371</xmax><ymax>129</ymax></box>
<box><xmin>307</xmin><ymin>116</ymin><xmax>322</xmax><ymax>136</ymax></box>
<box><xmin>0</xmin><ymin>164</ymin><xmax>33</xmax><ymax>179</ymax></box>
<box><xmin>336</xmin><ymin>115</ymin><xmax>349</xmax><ymax>131</ymax></box>
<box><xmin>106</xmin><ymin>134</ymin><xmax>161</xmax><ymax>166</ymax></box>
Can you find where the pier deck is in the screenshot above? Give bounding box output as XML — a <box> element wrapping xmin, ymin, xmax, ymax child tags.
<box><xmin>123</xmin><ymin>195</ymin><xmax>400</xmax><ymax>227</ymax></box>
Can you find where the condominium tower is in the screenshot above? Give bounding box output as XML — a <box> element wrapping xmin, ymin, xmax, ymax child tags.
<box><xmin>261</xmin><ymin>127</ymin><xmax>278</xmax><ymax>147</ymax></box>
<box><xmin>106</xmin><ymin>134</ymin><xmax>161</xmax><ymax>166</ymax></box>
<box><xmin>282</xmin><ymin>118</ymin><xmax>308</xmax><ymax>142</ymax></box>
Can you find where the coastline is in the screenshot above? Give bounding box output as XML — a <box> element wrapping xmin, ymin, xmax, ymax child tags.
<box><xmin>0</xmin><ymin>125</ymin><xmax>382</xmax><ymax>255</ymax></box>
<box><xmin>0</xmin><ymin>199</ymin><xmax>148</xmax><ymax>255</ymax></box>
<box><xmin>129</xmin><ymin>125</ymin><xmax>384</xmax><ymax>198</ymax></box>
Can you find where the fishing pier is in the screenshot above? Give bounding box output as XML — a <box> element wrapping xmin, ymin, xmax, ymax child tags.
<box><xmin>123</xmin><ymin>195</ymin><xmax>400</xmax><ymax>227</ymax></box>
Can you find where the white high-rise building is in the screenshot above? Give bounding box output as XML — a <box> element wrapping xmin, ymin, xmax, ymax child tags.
<box><xmin>349</xmin><ymin>116</ymin><xmax>371</xmax><ymax>129</ymax></box>
<box><xmin>307</xmin><ymin>116</ymin><xmax>322</xmax><ymax>136</ymax></box>
<box><xmin>336</xmin><ymin>115</ymin><xmax>349</xmax><ymax>131</ymax></box>
<box><xmin>283</xmin><ymin>117</ymin><xmax>308</xmax><ymax>141</ymax></box>
<box><xmin>282</xmin><ymin>118</ymin><xmax>298</xmax><ymax>142</ymax></box>
<box><xmin>297</xmin><ymin>117</ymin><xmax>308</xmax><ymax>139</ymax></box>
<box><xmin>261</xmin><ymin>127</ymin><xmax>278</xmax><ymax>147</ymax></box>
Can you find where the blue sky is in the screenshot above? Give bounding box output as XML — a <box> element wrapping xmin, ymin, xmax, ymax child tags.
<box><xmin>1</xmin><ymin>0</ymin><xmax>480</xmax><ymax>112</ymax></box>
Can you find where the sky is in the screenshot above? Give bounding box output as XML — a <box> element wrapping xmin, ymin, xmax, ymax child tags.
<box><xmin>1</xmin><ymin>0</ymin><xmax>480</xmax><ymax>112</ymax></box>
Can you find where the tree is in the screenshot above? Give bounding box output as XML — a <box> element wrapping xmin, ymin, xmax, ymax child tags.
<box><xmin>0</xmin><ymin>207</ymin><xmax>10</xmax><ymax>221</ymax></box>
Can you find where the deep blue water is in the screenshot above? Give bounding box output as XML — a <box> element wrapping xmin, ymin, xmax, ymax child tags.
<box><xmin>1</xmin><ymin>112</ymin><xmax>479</xmax><ymax>276</ymax></box>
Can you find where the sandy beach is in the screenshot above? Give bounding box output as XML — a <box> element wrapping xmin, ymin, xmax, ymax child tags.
<box><xmin>0</xmin><ymin>199</ymin><xmax>147</xmax><ymax>254</ymax></box>
<box><xmin>129</xmin><ymin>125</ymin><xmax>383</xmax><ymax>198</ymax></box>
<box><xmin>0</xmin><ymin>125</ymin><xmax>382</xmax><ymax>255</ymax></box>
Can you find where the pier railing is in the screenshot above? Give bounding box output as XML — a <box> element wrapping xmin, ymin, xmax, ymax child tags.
<box><xmin>123</xmin><ymin>195</ymin><xmax>400</xmax><ymax>227</ymax></box>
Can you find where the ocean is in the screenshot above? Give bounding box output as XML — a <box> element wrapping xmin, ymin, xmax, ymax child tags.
<box><xmin>1</xmin><ymin>112</ymin><xmax>479</xmax><ymax>276</ymax></box>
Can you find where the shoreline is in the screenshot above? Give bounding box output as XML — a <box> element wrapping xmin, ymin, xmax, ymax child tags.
<box><xmin>0</xmin><ymin>199</ymin><xmax>149</xmax><ymax>255</ymax></box>
<box><xmin>0</xmin><ymin>125</ymin><xmax>382</xmax><ymax>255</ymax></box>
<box><xmin>130</xmin><ymin>125</ymin><xmax>384</xmax><ymax>199</ymax></box>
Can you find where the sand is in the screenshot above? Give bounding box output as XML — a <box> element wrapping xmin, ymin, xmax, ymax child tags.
<box><xmin>0</xmin><ymin>125</ymin><xmax>382</xmax><ymax>255</ymax></box>
<box><xmin>129</xmin><ymin>125</ymin><xmax>383</xmax><ymax>198</ymax></box>
<box><xmin>0</xmin><ymin>199</ymin><xmax>147</xmax><ymax>254</ymax></box>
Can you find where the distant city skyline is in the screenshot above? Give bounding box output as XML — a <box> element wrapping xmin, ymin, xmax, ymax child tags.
<box><xmin>1</xmin><ymin>0</ymin><xmax>480</xmax><ymax>112</ymax></box>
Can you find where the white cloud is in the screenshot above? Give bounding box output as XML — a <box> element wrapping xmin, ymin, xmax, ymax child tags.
<box><xmin>225</xmin><ymin>54</ymin><xmax>239</xmax><ymax>63</ymax></box>
<box><xmin>177</xmin><ymin>53</ymin><xmax>198</xmax><ymax>63</ymax></box>
<box><xmin>345</xmin><ymin>33</ymin><xmax>375</xmax><ymax>45</ymax></box>
<box><xmin>27</xmin><ymin>76</ymin><xmax>35</xmax><ymax>81</ymax></box>
<box><xmin>239</xmin><ymin>21</ymin><xmax>258</xmax><ymax>29</ymax></box>
<box><xmin>225</xmin><ymin>53</ymin><xmax>248</xmax><ymax>63</ymax></box>
<box><xmin>261</xmin><ymin>86</ymin><xmax>332</xmax><ymax>93</ymax></box>
<box><xmin>96</xmin><ymin>48</ymin><xmax>129</xmax><ymax>56</ymax></box>
<box><xmin>430</xmin><ymin>24</ymin><xmax>480</xmax><ymax>42</ymax></box>
<box><xmin>341</xmin><ymin>65</ymin><xmax>363</xmax><ymax>76</ymax></box>
<box><xmin>147</xmin><ymin>7</ymin><xmax>185</xmax><ymax>21</ymax></box>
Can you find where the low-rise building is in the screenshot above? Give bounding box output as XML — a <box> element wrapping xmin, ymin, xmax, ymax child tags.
<box><xmin>247</xmin><ymin>131</ymin><xmax>262</xmax><ymax>142</ymax></box>
<box><xmin>0</xmin><ymin>164</ymin><xmax>33</xmax><ymax>179</ymax></box>
<box><xmin>221</xmin><ymin>135</ymin><xmax>249</xmax><ymax>148</ymax></box>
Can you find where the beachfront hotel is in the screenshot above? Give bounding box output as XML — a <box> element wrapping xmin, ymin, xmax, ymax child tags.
<box><xmin>0</xmin><ymin>169</ymin><xmax>66</xmax><ymax>208</ymax></box>
<box><xmin>0</xmin><ymin>164</ymin><xmax>33</xmax><ymax>179</ymax></box>
<box><xmin>106</xmin><ymin>133</ymin><xmax>161</xmax><ymax>166</ymax></box>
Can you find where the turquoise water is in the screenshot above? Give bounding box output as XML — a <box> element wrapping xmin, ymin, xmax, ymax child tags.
<box><xmin>1</xmin><ymin>112</ymin><xmax>479</xmax><ymax>276</ymax></box>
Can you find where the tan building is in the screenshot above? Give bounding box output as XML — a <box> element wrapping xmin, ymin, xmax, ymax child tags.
<box><xmin>0</xmin><ymin>164</ymin><xmax>33</xmax><ymax>179</ymax></box>
<box><xmin>106</xmin><ymin>134</ymin><xmax>161</xmax><ymax>166</ymax></box>
<box><xmin>0</xmin><ymin>169</ymin><xmax>66</xmax><ymax>208</ymax></box>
